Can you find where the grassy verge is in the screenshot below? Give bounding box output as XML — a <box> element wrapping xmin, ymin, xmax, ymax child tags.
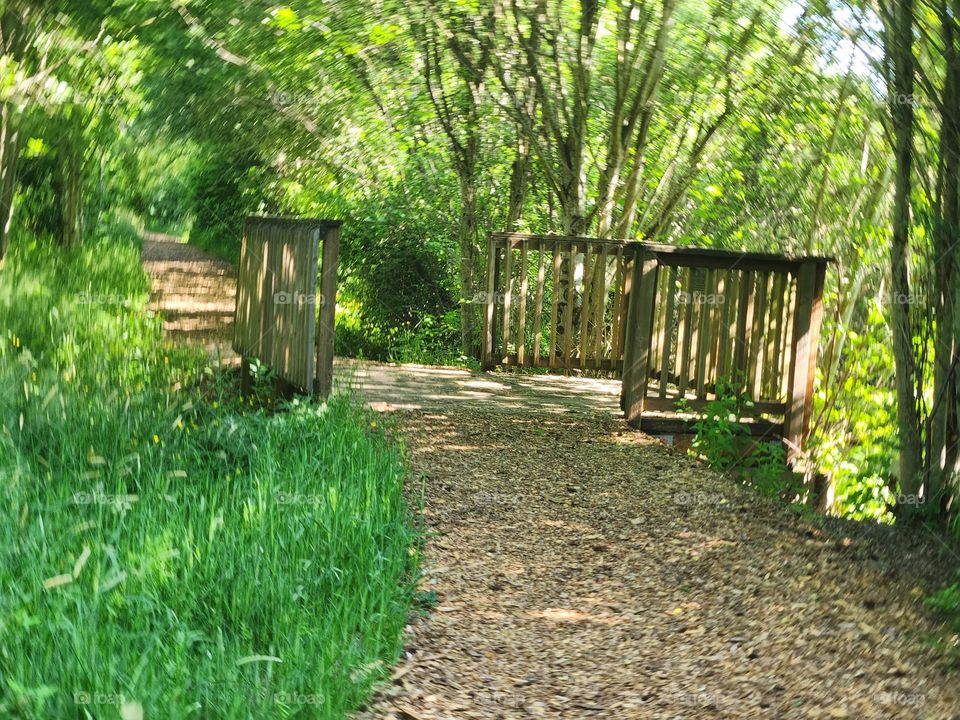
<box><xmin>0</xmin><ymin>238</ymin><xmax>418</xmax><ymax>718</ymax></box>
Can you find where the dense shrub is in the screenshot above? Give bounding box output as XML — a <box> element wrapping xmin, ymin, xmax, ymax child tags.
<box><xmin>188</xmin><ymin>148</ymin><xmax>273</xmax><ymax>261</ymax></box>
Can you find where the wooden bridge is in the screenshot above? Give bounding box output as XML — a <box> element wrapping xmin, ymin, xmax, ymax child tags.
<box><xmin>481</xmin><ymin>233</ymin><xmax>830</xmax><ymax>455</ymax></box>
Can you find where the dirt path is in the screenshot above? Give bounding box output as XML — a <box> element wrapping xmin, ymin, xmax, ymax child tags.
<box><xmin>141</xmin><ymin>232</ymin><xmax>237</xmax><ymax>359</ymax></box>
<box><xmin>360</xmin><ymin>408</ymin><xmax>960</xmax><ymax>720</ymax></box>
<box><xmin>143</xmin><ymin>235</ymin><xmax>960</xmax><ymax>719</ymax></box>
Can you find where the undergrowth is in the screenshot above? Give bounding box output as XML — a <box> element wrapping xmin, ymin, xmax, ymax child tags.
<box><xmin>0</xmin><ymin>237</ymin><xmax>419</xmax><ymax>718</ymax></box>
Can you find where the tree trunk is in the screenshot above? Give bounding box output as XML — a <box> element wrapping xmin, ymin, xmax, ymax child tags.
<box><xmin>60</xmin><ymin>147</ymin><xmax>83</xmax><ymax>248</ymax></box>
<box><xmin>458</xmin><ymin>174</ymin><xmax>480</xmax><ymax>357</ymax></box>
<box><xmin>885</xmin><ymin>0</ymin><xmax>924</xmax><ymax>495</ymax></box>
<box><xmin>0</xmin><ymin>102</ymin><xmax>19</xmax><ymax>260</ymax></box>
<box><xmin>506</xmin><ymin>137</ymin><xmax>529</xmax><ymax>232</ymax></box>
<box><xmin>931</xmin><ymin>1</ymin><xmax>960</xmax><ymax>505</ymax></box>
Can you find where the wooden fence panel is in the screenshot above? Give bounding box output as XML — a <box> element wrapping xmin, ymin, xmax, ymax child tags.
<box><xmin>482</xmin><ymin>234</ymin><xmax>636</xmax><ymax>372</ymax></box>
<box><xmin>233</xmin><ymin>216</ymin><xmax>341</xmax><ymax>396</ymax></box>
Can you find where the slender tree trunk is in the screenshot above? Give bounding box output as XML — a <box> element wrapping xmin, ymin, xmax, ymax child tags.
<box><xmin>506</xmin><ymin>137</ymin><xmax>530</xmax><ymax>232</ymax></box>
<box><xmin>458</xmin><ymin>172</ymin><xmax>480</xmax><ymax>357</ymax></box>
<box><xmin>0</xmin><ymin>102</ymin><xmax>19</xmax><ymax>260</ymax></box>
<box><xmin>932</xmin><ymin>0</ymin><xmax>960</xmax><ymax>504</ymax></box>
<box><xmin>886</xmin><ymin>0</ymin><xmax>924</xmax><ymax>495</ymax></box>
<box><xmin>60</xmin><ymin>147</ymin><xmax>83</xmax><ymax>248</ymax></box>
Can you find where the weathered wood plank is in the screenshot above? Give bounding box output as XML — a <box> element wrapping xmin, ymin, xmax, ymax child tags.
<box><xmin>501</xmin><ymin>244</ymin><xmax>514</xmax><ymax>364</ymax></box>
<box><xmin>578</xmin><ymin>246</ymin><xmax>592</xmax><ymax>371</ymax></box>
<box><xmin>517</xmin><ymin>240</ymin><xmax>529</xmax><ymax>365</ymax></box>
<box><xmin>315</xmin><ymin>223</ymin><xmax>340</xmax><ymax>398</ymax></box>
<box><xmin>532</xmin><ymin>246</ymin><xmax>547</xmax><ymax>365</ymax></box>
<box><xmin>677</xmin><ymin>267</ymin><xmax>695</xmax><ymax>398</ymax></box>
<box><xmin>482</xmin><ymin>236</ymin><xmax>498</xmax><ymax>368</ymax></box>
<box><xmin>623</xmin><ymin>252</ymin><xmax>660</xmax><ymax>426</ymax></box>
<box><xmin>784</xmin><ymin>261</ymin><xmax>827</xmax><ymax>458</ymax></box>
<box><xmin>548</xmin><ymin>246</ymin><xmax>562</xmax><ymax>368</ymax></box>
<box><xmin>659</xmin><ymin>266</ymin><xmax>677</xmax><ymax>398</ymax></box>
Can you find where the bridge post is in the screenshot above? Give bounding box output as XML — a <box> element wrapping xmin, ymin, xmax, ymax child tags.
<box><xmin>784</xmin><ymin>259</ymin><xmax>827</xmax><ymax>461</ymax></box>
<box><xmin>622</xmin><ymin>248</ymin><xmax>659</xmax><ymax>428</ymax></box>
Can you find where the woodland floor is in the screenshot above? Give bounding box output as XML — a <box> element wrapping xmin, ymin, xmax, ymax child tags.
<box><xmin>142</xmin><ymin>233</ymin><xmax>960</xmax><ymax>719</ymax></box>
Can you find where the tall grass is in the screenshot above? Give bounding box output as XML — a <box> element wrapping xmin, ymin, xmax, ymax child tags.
<box><xmin>0</xmin><ymin>238</ymin><xmax>418</xmax><ymax>718</ymax></box>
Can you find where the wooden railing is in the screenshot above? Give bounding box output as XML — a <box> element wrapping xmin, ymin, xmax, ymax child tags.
<box><xmin>481</xmin><ymin>233</ymin><xmax>634</xmax><ymax>372</ymax></box>
<box><xmin>233</xmin><ymin>216</ymin><xmax>341</xmax><ymax>396</ymax></box>
<box><xmin>481</xmin><ymin>233</ymin><xmax>830</xmax><ymax>453</ymax></box>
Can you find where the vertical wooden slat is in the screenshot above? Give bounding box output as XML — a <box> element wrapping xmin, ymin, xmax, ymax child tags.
<box><xmin>578</xmin><ymin>245</ymin><xmax>592</xmax><ymax>370</ymax></box>
<box><xmin>617</xmin><ymin>252</ymin><xmax>634</xmax><ymax>377</ymax></box>
<box><xmin>748</xmin><ymin>271</ymin><xmax>768</xmax><ymax>400</ymax></box>
<box><xmin>564</xmin><ymin>241</ymin><xmax>575</xmax><ymax>370</ymax></box>
<box><xmin>785</xmin><ymin>261</ymin><xmax>826</xmax><ymax>458</ymax></box>
<box><xmin>315</xmin><ymin>223</ymin><xmax>340</xmax><ymax>398</ymax></box>
<box><xmin>733</xmin><ymin>270</ymin><xmax>754</xmax><ymax>391</ymax></box>
<box><xmin>716</xmin><ymin>271</ymin><xmax>732</xmax><ymax>387</ymax></box>
<box><xmin>594</xmin><ymin>246</ymin><xmax>607</xmax><ymax>367</ymax></box>
<box><xmin>659</xmin><ymin>267</ymin><xmax>677</xmax><ymax>397</ymax></box>
<box><xmin>482</xmin><ymin>236</ymin><xmax>498</xmax><ymax>368</ymax></box>
<box><xmin>780</xmin><ymin>273</ymin><xmax>798</xmax><ymax>402</ymax></box>
<box><xmin>501</xmin><ymin>242</ymin><xmax>514</xmax><ymax>364</ymax></box>
<box><xmin>304</xmin><ymin>225</ymin><xmax>320</xmax><ymax>394</ymax></box>
<box><xmin>705</xmin><ymin>270</ymin><xmax>723</xmax><ymax>394</ymax></box>
<box><xmin>610</xmin><ymin>247</ymin><xmax>625</xmax><ymax>364</ymax></box>
<box><xmin>532</xmin><ymin>243</ymin><xmax>547</xmax><ymax>365</ymax></box>
<box><xmin>517</xmin><ymin>240</ymin><xmax>529</xmax><ymax>365</ymax></box>
<box><xmin>677</xmin><ymin>267</ymin><xmax>694</xmax><ymax>399</ymax></box>
<box><xmin>766</xmin><ymin>272</ymin><xmax>788</xmax><ymax>400</ymax></box>
<box><xmin>696</xmin><ymin>269</ymin><xmax>714</xmax><ymax>399</ymax></box>
<box><xmin>549</xmin><ymin>245</ymin><xmax>562</xmax><ymax>368</ymax></box>
<box><xmin>649</xmin><ymin>272</ymin><xmax>665</xmax><ymax>385</ymax></box>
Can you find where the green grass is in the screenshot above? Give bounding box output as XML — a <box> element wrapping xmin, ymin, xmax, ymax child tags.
<box><xmin>0</xmin><ymin>237</ymin><xmax>419</xmax><ymax>718</ymax></box>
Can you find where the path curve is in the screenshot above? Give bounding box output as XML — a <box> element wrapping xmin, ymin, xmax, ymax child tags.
<box><xmin>142</xmin><ymin>234</ymin><xmax>960</xmax><ymax>720</ymax></box>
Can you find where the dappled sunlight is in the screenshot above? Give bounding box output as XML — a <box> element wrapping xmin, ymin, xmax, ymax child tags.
<box><xmin>338</xmin><ymin>357</ymin><xmax>624</xmax><ymax>418</ymax></box>
<box><xmin>528</xmin><ymin>607</ymin><xmax>624</xmax><ymax>625</ymax></box>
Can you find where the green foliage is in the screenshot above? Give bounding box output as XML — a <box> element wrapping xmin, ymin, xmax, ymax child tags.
<box><xmin>814</xmin><ymin>297</ymin><xmax>901</xmax><ymax>522</ymax></box>
<box><xmin>187</xmin><ymin>148</ymin><xmax>273</xmax><ymax>262</ymax></box>
<box><xmin>121</xmin><ymin>135</ymin><xmax>199</xmax><ymax>235</ymax></box>
<box><xmin>689</xmin><ymin>380</ymin><xmax>798</xmax><ymax>501</ymax></box>
<box><xmin>925</xmin><ymin>581</ymin><xmax>960</xmax><ymax>667</ymax></box>
<box><xmin>0</xmin><ymin>234</ymin><xmax>419</xmax><ymax>718</ymax></box>
<box><xmin>926</xmin><ymin>583</ymin><xmax>960</xmax><ymax>633</ymax></box>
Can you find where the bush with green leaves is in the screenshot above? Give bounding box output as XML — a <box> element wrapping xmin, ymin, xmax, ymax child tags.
<box><xmin>187</xmin><ymin>148</ymin><xmax>273</xmax><ymax>261</ymax></box>
<box><xmin>689</xmin><ymin>380</ymin><xmax>797</xmax><ymax>500</ymax></box>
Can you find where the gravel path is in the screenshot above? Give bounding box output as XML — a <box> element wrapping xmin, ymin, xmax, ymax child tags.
<box><xmin>358</xmin><ymin>408</ymin><xmax>960</xmax><ymax>720</ymax></box>
<box><xmin>142</xmin><ymin>233</ymin><xmax>960</xmax><ymax>720</ymax></box>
